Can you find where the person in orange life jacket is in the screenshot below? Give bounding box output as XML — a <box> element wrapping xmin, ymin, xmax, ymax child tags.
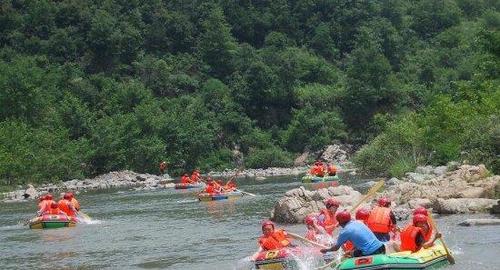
<box><xmin>304</xmin><ymin>215</ymin><xmax>330</xmax><ymax>246</ymax></box>
<box><xmin>257</xmin><ymin>220</ymin><xmax>297</xmax><ymax>252</ymax></box>
<box><xmin>44</xmin><ymin>202</ymin><xmax>67</xmax><ymax>216</ymax></box>
<box><xmin>342</xmin><ymin>208</ymin><xmax>373</xmax><ymax>256</ymax></box>
<box><xmin>205</xmin><ymin>181</ymin><xmax>216</xmax><ymax>194</ymax></box>
<box><xmin>159</xmin><ymin>161</ymin><xmax>167</xmax><ymax>175</ymax></box>
<box><xmin>181</xmin><ymin>174</ymin><xmax>192</xmax><ymax>184</ymax></box>
<box><xmin>317</xmin><ymin>198</ymin><xmax>340</xmax><ymax>235</ymax></box>
<box><xmin>214</xmin><ymin>180</ymin><xmax>224</xmax><ymax>193</ymax></box>
<box><xmin>366</xmin><ymin>197</ymin><xmax>397</xmax><ymax>242</ymax></box>
<box><xmin>321</xmin><ymin>211</ymin><xmax>385</xmax><ymax>257</ymax></box>
<box><xmin>67</xmin><ymin>192</ymin><xmax>80</xmax><ymax>211</ymax></box>
<box><xmin>58</xmin><ymin>193</ymin><xmax>77</xmax><ymax>218</ymax></box>
<box><xmin>413</xmin><ymin>213</ymin><xmax>440</xmax><ymax>248</ymax></box>
<box><xmin>191</xmin><ymin>169</ymin><xmax>201</xmax><ymax>182</ymax></box>
<box><xmin>327</xmin><ymin>164</ymin><xmax>338</xmax><ymax>176</ymax></box>
<box><xmin>37</xmin><ymin>194</ymin><xmax>56</xmax><ymax>216</ymax></box>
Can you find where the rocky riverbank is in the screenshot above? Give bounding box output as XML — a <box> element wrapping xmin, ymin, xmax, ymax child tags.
<box><xmin>271</xmin><ymin>164</ymin><xmax>500</xmax><ymax>223</ymax></box>
<box><xmin>1</xmin><ymin>171</ymin><xmax>174</xmax><ymax>203</ymax></box>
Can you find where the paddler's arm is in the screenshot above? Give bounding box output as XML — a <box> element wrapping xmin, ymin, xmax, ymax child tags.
<box><xmin>251</xmin><ymin>247</ymin><xmax>264</xmax><ymax>261</ymax></box>
<box><xmin>320</xmin><ymin>230</ymin><xmax>348</xmax><ymax>253</ymax></box>
<box><xmin>423</xmin><ymin>231</ymin><xmax>442</xmax><ymax>248</ymax></box>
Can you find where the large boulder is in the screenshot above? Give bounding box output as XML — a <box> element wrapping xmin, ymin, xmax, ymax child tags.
<box><xmin>271</xmin><ymin>185</ymin><xmax>362</xmax><ymax>223</ymax></box>
<box><xmin>319</xmin><ymin>144</ymin><xmax>353</xmax><ymax>164</ymax></box>
<box><xmin>432</xmin><ymin>198</ymin><xmax>498</xmax><ymax>214</ymax></box>
<box><xmin>458</xmin><ymin>219</ymin><xmax>500</xmax><ymax>226</ymax></box>
<box><xmin>383</xmin><ymin>165</ymin><xmax>499</xmax><ymax>212</ymax></box>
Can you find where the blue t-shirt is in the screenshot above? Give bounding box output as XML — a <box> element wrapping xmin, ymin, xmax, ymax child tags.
<box><xmin>335</xmin><ymin>221</ymin><xmax>383</xmax><ymax>255</ymax></box>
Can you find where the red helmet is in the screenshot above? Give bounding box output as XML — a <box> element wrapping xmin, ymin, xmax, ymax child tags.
<box><xmin>355</xmin><ymin>208</ymin><xmax>370</xmax><ymax>221</ymax></box>
<box><xmin>413</xmin><ymin>214</ymin><xmax>427</xmax><ymax>224</ymax></box>
<box><xmin>377</xmin><ymin>197</ymin><xmax>391</xmax><ymax>207</ymax></box>
<box><xmin>413</xmin><ymin>206</ymin><xmax>428</xmax><ymax>216</ymax></box>
<box><xmin>324</xmin><ymin>198</ymin><xmax>340</xmax><ymax>208</ymax></box>
<box><xmin>304</xmin><ymin>215</ymin><xmax>316</xmax><ymax>226</ymax></box>
<box><xmin>63</xmin><ymin>193</ymin><xmax>72</xmax><ymax>200</ymax></box>
<box><xmin>336</xmin><ymin>211</ymin><xmax>351</xmax><ymax>224</ymax></box>
<box><xmin>39</xmin><ymin>195</ymin><xmax>47</xmax><ymax>202</ymax></box>
<box><xmin>46</xmin><ymin>194</ymin><xmax>53</xmax><ymax>200</ymax></box>
<box><xmin>261</xmin><ymin>220</ymin><xmax>275</xmax><ymax>230</ymax></box>
<box><xmin>50</xmin><ymin>202</ymin><xmax>59</xmax><ymax>209</ymax></box>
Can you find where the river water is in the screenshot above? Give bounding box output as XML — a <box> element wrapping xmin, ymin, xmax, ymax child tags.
<box><xmin>0</xmin><ymin>176</ymin><xmax>499</xmax><ymax>269</ymax></box>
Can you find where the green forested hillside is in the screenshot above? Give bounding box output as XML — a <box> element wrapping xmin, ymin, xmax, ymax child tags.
<box><xmin>0</xmin><ymin>0</ymin><xmax>498</xmax><ymax>186</ymax></box>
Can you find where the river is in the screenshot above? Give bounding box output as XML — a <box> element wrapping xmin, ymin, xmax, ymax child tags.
<box><xmin>0</xmin><ymin>176</ymin><xmax>499</xmax><ymax>269</ymax></box>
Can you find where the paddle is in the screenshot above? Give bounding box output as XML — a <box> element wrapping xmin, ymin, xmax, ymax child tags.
<box><xmin>77</xmin><ymin>211</ymin><xmax>91</xmax><ymax>222</ymax></box>
<box><xmin>349</xmin><ymin>179</ymin><xmax>385</xmax><ymax>214</ymax></box>
<box><xmin>225</xmin><ymin>169</ymin><xmax>257</xmax><ymax>197</ymax></box>
<box><xmin>427</xmin><ymin>210</ymin><xmax>455</xmax><ymax>264</ymax></box>
<box><xmin>287</xmin><ymin>232</ymin><xmax>329</xmax><ymax>249</ymax></box>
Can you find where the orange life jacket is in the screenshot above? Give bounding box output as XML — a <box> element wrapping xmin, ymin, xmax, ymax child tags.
<box><xmin>205</xmin><ymin>185</ymin><xmax>215</xmax><ymax>194</ymax></box>
<box><xmin>319</xmin><ymin>209</ymin><xmax>338</xmax><ymax>235</ymax></box>
<box><xmin>47</xmin><ymin>208</ymin><xmax>64</xmax><ymax>215</ymax></box>
<box><xmin>313</xmin><ymin>166</ymin><xmax>325</xmax><ymax>176</ymax></box>
<box><xmin>181</xmin><ymin>175</ymin><xmax>191</xmax><ymax>184</ymax></box>
<box><xmin>259</xmin><ymin>230</ymin><xmax>291</xmax><ymax>251</ymax></box>
<box><xmin>58</xmin><ymin>199</ymin><xmax>76</xmax><ymax>217</ymax></box>
<box><xmin>327</xmin><ymin>165</ymin><xmax>337</xmax><ymax>176</ymax></box>
<box><xmin>367</xmin><ymin>206</ymin><xmax>392</xmax><ymax>233</ymax></box>
<box><xmin>39</xmin><ymin>200</ymin><xmax>55</xmax><ymax>213</ymax></box>
<box><xmin>400</xmin><ymin>224</ymin><xmax>424</xmax><ymax>252</ymax></box>
<box><xmin>71</xmin><ymin>198</ymin><xmax>80</xmax><ymax>211</ymax></box>
<box><xmin>191</xmin><ymin>172</ymin><xmax>200</xmax><ymax>182</ymax></box>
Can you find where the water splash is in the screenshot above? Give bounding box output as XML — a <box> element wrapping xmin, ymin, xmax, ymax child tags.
<box><xmin>234</xmin><ymin>256</ymin><xmax>254</xmax><ymax>270</ymax></box>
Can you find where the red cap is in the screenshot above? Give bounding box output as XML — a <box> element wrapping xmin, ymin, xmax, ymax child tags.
<box><xmin>50</xmin><ymin>202</ymin><xmax>59</xmax><ymax>209</ymax></box>
<box><xmin>261</xmin><ymin>220</ymin><xmax>275</xmax><ymax>230</ymax></box>
<box><xmin>324</xmin><ymin>198</ymin><xmax>340</xmax><ymax>208</ymax></box>
<box><xmin>46</xmin><ymin>194</ymin><xmax>53</xmax><ymax>200</ymax></box>
<box><xmin>63</xmin><ymin>193</ymin><xmax>72</xmax><ymax>200</ymax></box>
<box><xmin>336</xmin><ymin>210</ymin><xmax>351</xmax><ymax>224</ymax></box>
<box><xmin>413</xmin><ymin>206</ymin><xmax>428</xmax><ymax>216</ymax></box>
<box><xmin>377</xmin><ymin>197</ymin><xmax>391</xmax><ymax>207</ymax></box>
<box><xmin>413</xmin><ymin>214</ymin><xmax>427</xmax><ymax>224</ymax></box>
<box><xmin>304</xmin><ymin>215</ymin><xmax>316</xmax><ymax>226</ymax></box>
<box><xmin>355</xmin><ymin>208</ymin><xmax>370</xmax><ymax>221</ymax></box>
<box><xmin>39</xmin><ymin>195</ymin><xmax>47</xmax><ymax>202</ymax></box>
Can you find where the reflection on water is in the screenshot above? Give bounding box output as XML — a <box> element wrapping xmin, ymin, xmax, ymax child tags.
<box><xmin>0</xmin><ymin>175</ymin><xmax>499</xmax><ymax>269</ymax></box>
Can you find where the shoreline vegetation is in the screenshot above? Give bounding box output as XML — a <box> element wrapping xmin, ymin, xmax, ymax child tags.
<box><xmin>1</xmin><ymin>1</ymin><xmax>498</xmax><ymax>191</ymax></box>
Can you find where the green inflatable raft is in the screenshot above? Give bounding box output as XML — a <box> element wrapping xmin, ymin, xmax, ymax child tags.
<box><xmin>301</xmin><ymin>174</ymin><xmax>339</xmax><ymax>183</ymax></box>
<box><xmin>336</xmin><ymin>240</ymin><xmax>449</xmax><ymax>270</ymax></box>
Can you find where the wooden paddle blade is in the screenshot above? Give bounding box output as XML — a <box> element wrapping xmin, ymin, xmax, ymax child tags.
<box><xmin>350</xmin><ymin>180</ymin><xmax>385</xmax><ymax>213</ymax></box>
<box><xmin>287</xmin><ymin>232</ymin><xmax>329</xmax><ymax>249</ymax></box>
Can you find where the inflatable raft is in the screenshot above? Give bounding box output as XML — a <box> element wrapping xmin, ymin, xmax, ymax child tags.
<box><xmin>254</xmin><ymin>247</ymin><xmax>327</xmax><ymax>269</ymax></box>
<box><xmin>337</xmin><ymin>241</ymin><xmax>449</xmax><ymax>270</ymax></box>
<box><xmin>174</xmin><ymin>182</ymin><xmax>205</xmax><ymax>189</ymax></box>
<box><xmin>28</xmin><ymin>214</ymin><xmax>77</xmax><ymax>229</ymax></box>
<box><xmin>301</xmin><ymin>174</ymin><xmax>339</xmax><ymax>183</ymax></box>
<box><xmin>198</xmin><ymin>191</ymin><xmax>243</xmax><ymax>201</ymax></box>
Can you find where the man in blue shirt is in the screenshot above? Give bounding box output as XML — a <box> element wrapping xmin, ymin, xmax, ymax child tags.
<box><xmin>320</xmin><ymin>210</ymin><xmax>386</xmax><ymax>257</ymax></box>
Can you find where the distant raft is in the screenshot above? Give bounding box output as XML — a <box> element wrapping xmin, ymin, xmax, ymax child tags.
<box><xmin>337</xmin><ymin>240</ymin><xmax>449</xmax><ymax>270</ymax></box>
<box><xmin>174</xmin><ymin>182</ymin><xmax>205</xmax><ymax>189</ymax></box>
<box><xmin>29</xmin><ymin>214</ymin><xmax>77</xmax><ymax>229</ymax></box>
<box><xmin>197</xmin><ymin>191</ymin><xmax>243</xmax><ymax>201</ymax></box>
<box><xmin>301</xmin><ymin>174</ymin><xmax>339</xmax><ymax>183</ymax></box>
